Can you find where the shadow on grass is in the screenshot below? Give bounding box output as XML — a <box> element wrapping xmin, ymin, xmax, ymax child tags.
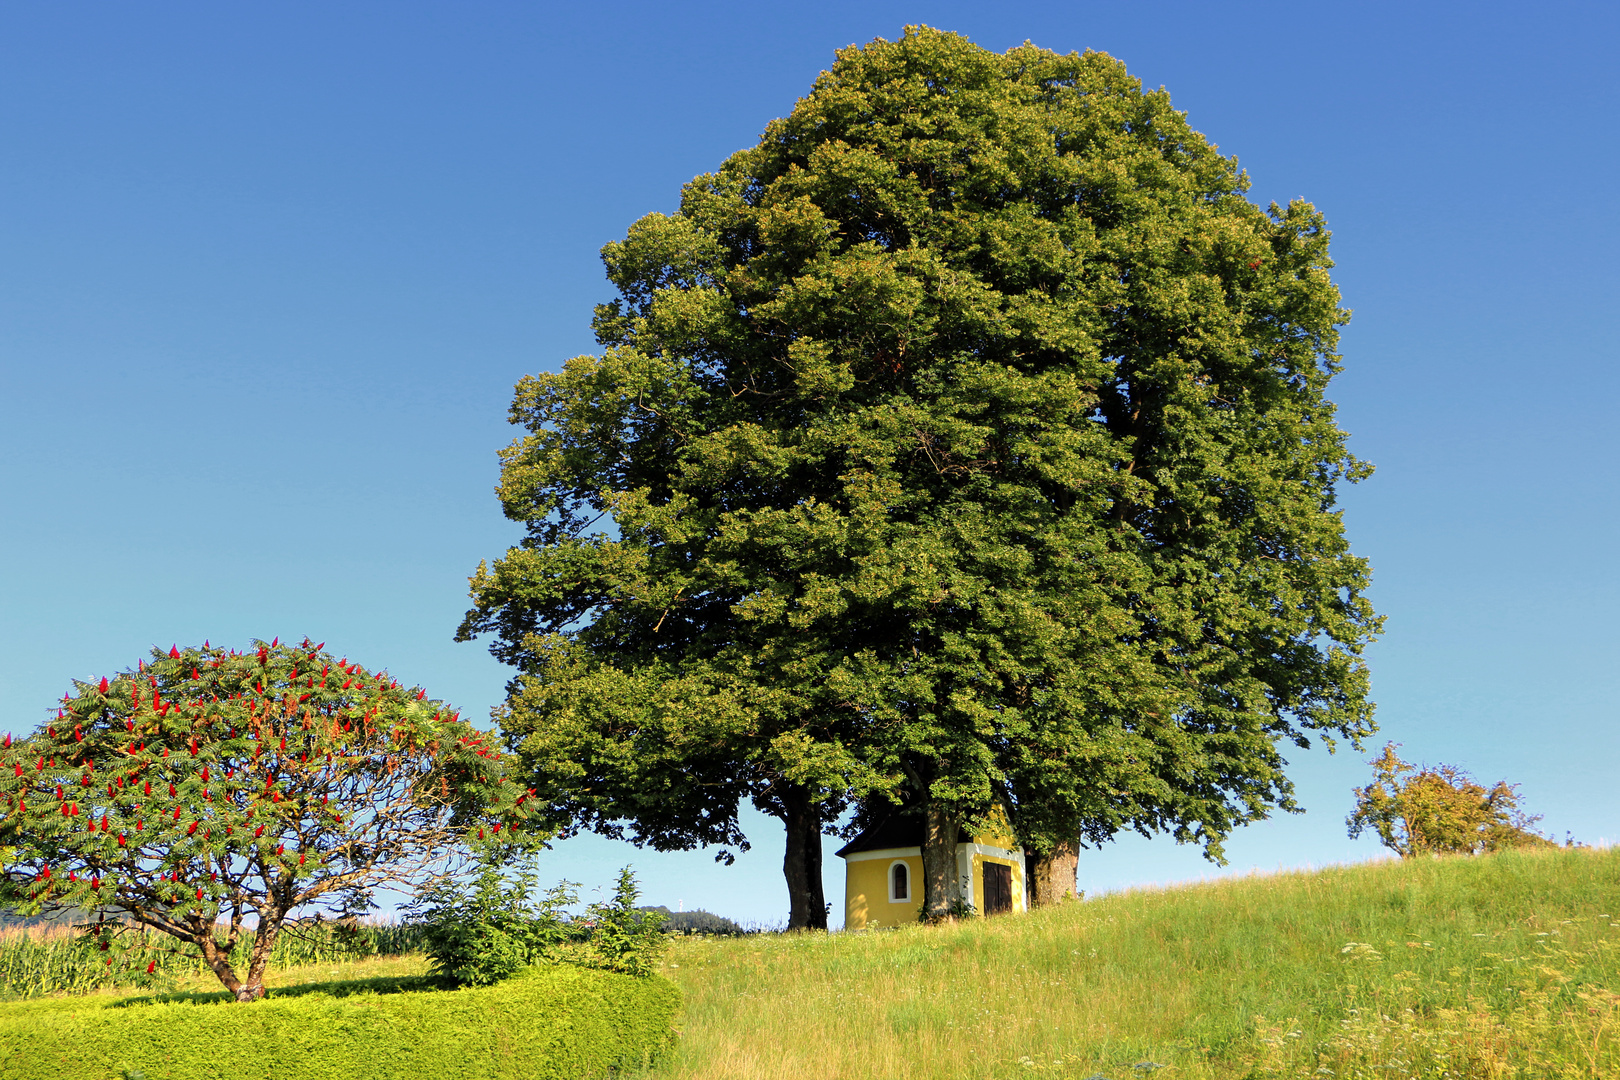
<box><xmin>106</xmin><ymin>973</ymin><xmax>450</xmax><ymax>1008</ymax></box>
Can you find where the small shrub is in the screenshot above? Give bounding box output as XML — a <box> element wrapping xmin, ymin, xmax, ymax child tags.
<box><xmin>408</xmin><ymin>861</ymin><xmax>667</xmax><ymax>985</ymax></box>
<box><xmin>406</xmin><ymin>856</ymin><xmax>575</xmax><ymax>987</ymax></box>
<box><xmin>581</xmin><ymin>867</ymin><xmax>666</xmax><ymax>976</ymax></box>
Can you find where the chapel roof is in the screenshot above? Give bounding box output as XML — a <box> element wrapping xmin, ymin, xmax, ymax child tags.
<box><xmin>834</xmin><ymin>810</ymin><xmax>970</xmax><ymax>857</ymax></box>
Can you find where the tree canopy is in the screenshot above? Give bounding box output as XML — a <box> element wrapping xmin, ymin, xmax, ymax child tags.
<box><xmin>0</xmin><ymin>639</ymin><xmax>526</xmax><ymax>1000</ymax></box>
<box><xmin>460</xmin><ymin>26</ymin><xmax>1381</xmax><ymax>922</ymax></box>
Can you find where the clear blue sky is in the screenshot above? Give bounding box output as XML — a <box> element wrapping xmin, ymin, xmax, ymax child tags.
<box><xmin>2</xmin><ymin>1</ymin><xmax>1616</xmax><ymax>927</ymax></box>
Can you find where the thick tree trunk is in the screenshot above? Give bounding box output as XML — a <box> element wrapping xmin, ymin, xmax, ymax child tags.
<box><xmin>1027</xmin><ymin>839</ymin><xmax>1080</xmax><ymax>907</ymax></box>
<box><xmin>782</xmin><ymin>785</ymin><xmax>828</xmax><ymax>930</ymax></box>
<box><xmin>920</xmin><ymin>801</ymin><xmax>961</xmax><ymax>922</ymax></box>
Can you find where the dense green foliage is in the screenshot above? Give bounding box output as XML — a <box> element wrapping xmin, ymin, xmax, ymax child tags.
<box><xmin>461</xmin><ymin>25</ymin><xmax>1380</xmax><ymax>922</ymax></box>
<box><xmin>410</xmin><ymin>863</ymin><xmax>666</xmax><ymax>985</ymax></box>
<box><xmin>656</xmin><ymin>847</ymin><xmax>1620</xmax><ymax>1079</ymax></box>
<box><xmin>0</xmin><ymin>964</ymin><xmax>679</xmax><ymax>1080</ymax></box>
<box><xmin>0</xmin><ymin>639</ymin><xmax>528</xmax><ymax>1000</ymax></box>
<box><xmin>0</xmin><ymin>921</ymin><xmax>423</xmax><ymax>1001</ymax></box>
<box><xmin>1347</xmin><ymin>742</ymin><xmax>1554</xmax><ymax>858</ymax></box>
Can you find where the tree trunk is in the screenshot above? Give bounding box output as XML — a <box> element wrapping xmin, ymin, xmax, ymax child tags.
<box><xmin>239</xmin><ymin>918</ymin><xmax>280</xmax><ymax>1001</ymax></box>
<box><xmin>782</xmin><ymin>785</ymin><xmax>828</xmax><ymax>931</ymax></box>
<box><xmin>1027</xmin><ymin>839</ymin><xmax>1080</xmax><ymax>907</ymax></box>
<box><xmin>920</xmin><ymin>800</ymin><xmax>960</xmax><ymax>922</ymax></box>
<box><xmin>197</xmin><ymin>928</ymin><xmax>246</xmax><ymax>999</ymax></box>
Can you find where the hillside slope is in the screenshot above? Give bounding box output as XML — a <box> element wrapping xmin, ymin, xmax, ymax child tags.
<box><xmin>655</xmin><ymin>847</ymin><xmax>1620</xmax><ymax>1079</ymax></box>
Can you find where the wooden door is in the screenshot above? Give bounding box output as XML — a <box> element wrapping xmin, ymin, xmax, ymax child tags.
<box><xmin>982</xmin><ymin>861</ymin><xmax>1012</xmax><ymax>915</ymax></box>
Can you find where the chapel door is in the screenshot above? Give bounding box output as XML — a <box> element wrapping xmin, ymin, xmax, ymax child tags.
<box><xmin>983</xmin><ymin>862</ymin><xmax>1012</xmax><ymax>915</ymax></box>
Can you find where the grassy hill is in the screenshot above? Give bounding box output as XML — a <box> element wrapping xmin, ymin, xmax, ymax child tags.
<box><xmin>2</xmin><ymin>847</ymin><xmax>1614</xmax><ymax>1078</ymax></box>
<box><xmin>651</xmin><ymin>846</ymin><xmax>1620</xmax><ymax>1079</ymax></box>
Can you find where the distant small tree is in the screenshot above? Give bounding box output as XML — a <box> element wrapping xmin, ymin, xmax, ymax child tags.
<box><xmin>0</xmin><ymin>639</ymin><xmax>530</xmax><ymax>1001</ymax></box>
<box><xmin>1347</xmin><ymin>743</ymin><xmax>1553</xmax><ymax>858</ymax></box>
<box><xmin>640</xmin><ymin>905</ymin><xmax>748</xmax><ymax>936</ymax></box>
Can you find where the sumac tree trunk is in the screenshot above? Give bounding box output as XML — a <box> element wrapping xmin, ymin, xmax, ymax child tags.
<box><xmin>238</xmin><ymin>918</ymin><xmax>280</xmax><ymax>1001</ymax></box>
<box><xmin>196</xmin><ymin>925</ymin><xmax>248</xmax><ymax>1000</ymax></box>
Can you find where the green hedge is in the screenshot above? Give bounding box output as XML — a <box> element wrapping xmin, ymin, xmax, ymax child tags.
<box><xmin>0</xmin><ymin>965</ymin><xmax>679</xmax><ymax>1079</ymax></box>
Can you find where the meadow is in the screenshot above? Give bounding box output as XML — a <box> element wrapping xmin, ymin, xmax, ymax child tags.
<box><xmin>655</xmin><ymin>846</ymin><xmax>1620</xmax><ymax>1080</ymax></box>
<box><xmin>2</xmin><ymin>846</ymin><xmax>1616</xmax><ymax>1078</ymax></box>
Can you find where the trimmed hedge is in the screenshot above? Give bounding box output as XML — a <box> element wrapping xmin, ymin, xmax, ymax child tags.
<box><xmin>0</xmin><ymin>965</ymin><xmax>679</xmax><ymax>1079</ymax></box>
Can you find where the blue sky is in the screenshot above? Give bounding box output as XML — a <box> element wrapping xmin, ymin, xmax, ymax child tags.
<box><xmin>2</xmin><ymin>1</ymin><xmax>1616</xmax><ymax>926</ymax></box>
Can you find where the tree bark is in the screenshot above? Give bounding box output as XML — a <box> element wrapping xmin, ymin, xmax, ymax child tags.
<box><xmin>920</xmin><ymin>801</ymin><xmax>961</xmax><ymax>922</ymax></box>
<box><xmin>782</xmin><ymin>784</ymin><xmax>828</xmax><ymax>930</ymax></box>
<box><xmin>239</xmin><ymin>917</ymin><xmax>280</xmax><ymax>1001</ymax></box>
<box><xmin>1027</xmin><ymin>839</ymin><xmax>1080</xmax><ymax>907</ymax></box>
<box><xmin>196</xmin><ymin>926</ymin><xmax>246</xmax><ymax>999</ymax></box>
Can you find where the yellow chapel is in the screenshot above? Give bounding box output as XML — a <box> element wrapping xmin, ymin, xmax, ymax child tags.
<box><xmin>835</xmin><ymin>807</ymin><xmax>1026</xmax><ymax>929</ymax></box>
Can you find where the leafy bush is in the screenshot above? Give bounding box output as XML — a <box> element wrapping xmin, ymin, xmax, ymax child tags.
<box><xmin>0</xmin><ymin>964</ymin><xmax>679</xmax><ymax>1080</ymax></box>
<box><xmin>407</xmin><ymin>857</ymin><xmax>575</xmax><ymax>987</ymax></box>
<box><xmin>408</xmin><ymin>861</ymin><xmax>666</xmax><ymax>985</ymax></box>
<box><xmin>579</xmin><ymin>867</ymin><xmax>666</xmax><ymax>976</ymax></box>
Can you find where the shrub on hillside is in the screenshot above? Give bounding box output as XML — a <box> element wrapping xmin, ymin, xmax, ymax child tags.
<box><xmin>1347</xmin><ymin>742</ymin><xmax>1557</xmax><ymax>857</ymax></box>
<box><xmin>408</xmin><ymin>862</ymin><xmax>666</xmax><ymax>986</ymax></box>
<box><xmin>578</xmin><ymin>868</ymin><xmax>666</xmax><ymax>975</ymax></box>
<box><xmin>408</xmin><ymin>857</ymin><xmax>574</xmax><ymax>987</ymax></box>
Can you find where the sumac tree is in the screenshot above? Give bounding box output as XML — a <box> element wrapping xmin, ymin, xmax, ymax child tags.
<box><xmin>0</xmin><ymin>639</ymin><xmax>530</xmax><ymax>1001</ymax></box>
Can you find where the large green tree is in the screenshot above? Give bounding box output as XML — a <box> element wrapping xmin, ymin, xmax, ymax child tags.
<box><xmin>460</xmin><ymin>27</ymin><xmax>1380</xmax><ymax>923</ymax></box>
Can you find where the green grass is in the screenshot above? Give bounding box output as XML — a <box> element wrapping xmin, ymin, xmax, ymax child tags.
<box><xmin>5</xmin><ymin>847</ymin><xmax>1615</xmax><ymax>1078</ymax></box>
<box><xmin>652</xmin><ymin>846</ymin><xmax>1620</xmax><ymax>1079</ymax></box>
